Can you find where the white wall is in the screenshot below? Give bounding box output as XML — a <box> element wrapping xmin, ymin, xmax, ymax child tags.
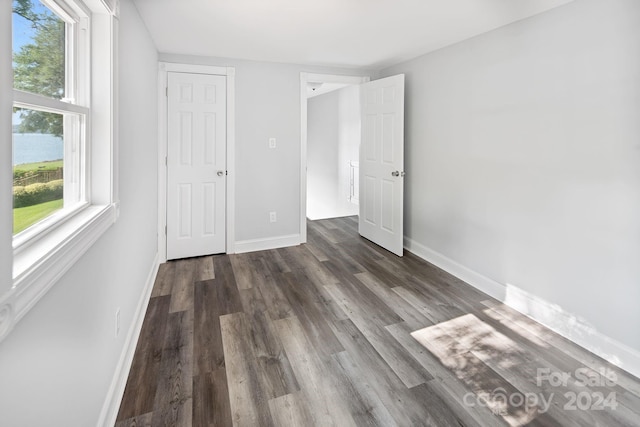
<box><xmin>0</xmin><ymin>1</ymin><xmax>159</xmax><ymax>425</ymax></box>
<box><xmin>159</xmin><ymin>53</ymin><xmax>372</xmax><ymax>245</ymax></box>
<box><xmin>308</xmin><ymin>90</ymin><xmax>340</xmax><ymax>219</ymax></box>
<box><xmin>0</xmin><ymin>0</ymin><xmax>13</xmax><ymax>300</ymax></box>
<box><xmin>307</xmin><ymin>85</ymin><xmax>360</xmax><ymax>220</ymax></box>
<box><xmin>381</xmin><ymin>0</ymin><xmax>640</xmax><ymax>375</ymax></box>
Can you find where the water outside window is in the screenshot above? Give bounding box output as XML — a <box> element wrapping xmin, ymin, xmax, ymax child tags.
<box><xmin>12</xmin><ymin>108</ymin><xmax>65</xmax><ymax>234</ymax></box>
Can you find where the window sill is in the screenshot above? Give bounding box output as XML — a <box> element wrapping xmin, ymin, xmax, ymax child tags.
<box><xmin>0</xmin><ymin>203</ymin><xmax>117</xmax><ymax>342</ymax></box>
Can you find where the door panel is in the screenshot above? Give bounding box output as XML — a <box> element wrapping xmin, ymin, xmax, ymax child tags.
<box><xmin>363</xmin><ymin>175</ymin><xmax>377</xmax><ymax>225</ymax></box>
<box><xmin>359</xmin><ymin>74</ymin><xmax>405</xmax><ymax>256</ymax></box>
<box><xmin>178</xmin><ymin>183</ymin><xmax>192</xmax><ymax>239</ymax></box>
<box><xmin>167</xmin><ymin>72</ymin><xmax>226</xmax><ymax>260</ymax></box>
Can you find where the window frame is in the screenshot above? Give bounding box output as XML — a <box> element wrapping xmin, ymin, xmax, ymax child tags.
<box><xmin>12</xmin><ymin>97</ymin><xmax>90</xmax><ymax>250</ymax></box>
<box><xmin>12</xmin><ymin>0</ymin><xmax>90</xmax><ymax>248</ymax></box>
<box><xmin>0</xmin><ymin>0</ymin><xmax>119</xmax><ymax>342</ymax></box>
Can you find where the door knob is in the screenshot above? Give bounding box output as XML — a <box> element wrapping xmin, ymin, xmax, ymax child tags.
<box><xmin>391</xmin><ymin>171</ymin><xmax>405</xmax><ymax>177</ymax></box>
<box><xmin>217</xmin><ymin>171</ymin><xmax>224</xmax><ymax>177</ymax></box>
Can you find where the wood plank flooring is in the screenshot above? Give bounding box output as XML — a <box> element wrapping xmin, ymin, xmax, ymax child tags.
<box><xmin>116</xmin><ymin>216</ymin><xmax>640</xmax><ymax>426</ymax></box>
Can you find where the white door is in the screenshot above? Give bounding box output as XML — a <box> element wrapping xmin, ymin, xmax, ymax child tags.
<box><xmin>167</xmin><ymin>72</ymin><xmax>227</xmax><ymax>260</ymax></box>
<box><xmin>359</xmin><ymin>74</ymin><xmax>405</xmax><ymax>256</ymax></box>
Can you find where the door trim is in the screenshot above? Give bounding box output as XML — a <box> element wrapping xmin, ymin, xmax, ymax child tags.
<box><xmin>158</xmin><ymin>62</ymin><xmax>236</xmax><ymax>262</ymax></box>
<box><xmin>299</xmin><ymin>72</ymin><xmax>369</xmax><ymax>243</ymax></box>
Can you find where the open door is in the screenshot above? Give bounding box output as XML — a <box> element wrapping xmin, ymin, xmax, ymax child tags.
<box><xmin>359</xmin><ymin>74</ymin><xmax>405</xmax><ymax>256</ymax></box>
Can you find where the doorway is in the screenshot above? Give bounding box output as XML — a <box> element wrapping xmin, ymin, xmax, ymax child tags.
<box><xmin>299</xmin><ymin>73</ymin><xmax>369</xmax><ymax>242</ymax></box>
<box><xmin>300</xmin><ymin>72</ymin><xmax>406</xmax><ymax>256</ymax></box>
<box><xmin>307</xmin><ymin>82</ymin><xmax>361</xmax><ymax>220</ymax></box>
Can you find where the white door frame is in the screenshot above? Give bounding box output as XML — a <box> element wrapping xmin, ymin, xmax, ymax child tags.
<box><xmin>158</xmin><ymin>62</ymin><xmax>236</xmax><ymax>262</ymax></box>
<box><xmin>299</xmin><ymin>72</ymin><xmax>369</xmax><ymax>243</ymax></box>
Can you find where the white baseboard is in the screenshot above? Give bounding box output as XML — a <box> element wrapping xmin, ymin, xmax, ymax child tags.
<box><xmin>503</xmin><ymin>284</ymin><xmax>640</xmax><ymax>379</ymax></box>
<box><xmin>96</xmin><ymin>252</ymin><xmax>160</xmax><ymax>427</ymax></box>
<box><xmin>235</xmin><ymin>234</ymin><xmax>300</xmax><ymax>254</ymax></box>
<box><xmin>404</xmin><ymin>237</ymin><xmax>507</xmax><ymax>301</ymax></box>
<box><xmin>404</xmin><ymin>237</ymin><xmax>640</xmax><ymax>380</ymax></box>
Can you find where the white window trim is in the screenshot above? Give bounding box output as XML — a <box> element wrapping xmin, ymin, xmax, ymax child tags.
<box><xmin>12</xmin><ymin>91</ymin><xmax>91</xmax><ymax>252</ymax></box>
<box><xmin>0</xmin><ymin>0</ymin><xmax>119</xmax><ymax>343</ymax></box>
<box><xmin>13</xmin><ymin>90</ymin><xmax>89</xmax><ymax>115</ymax></box>
<box><xmin>157</xmin><ymin>62</ymin><xmax>236</xmax><ymax>261</ymax></box>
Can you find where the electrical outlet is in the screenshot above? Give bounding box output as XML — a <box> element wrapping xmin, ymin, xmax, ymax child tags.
<box><xmin>269</xmin><ymin>211</ymin><xmax>277</xmax><ymax>223</ymax></box>
<box><xmin>269</xmin><ymin>137</ymin><xmax>276</xmax><ymax>149</ymax></box>
<box><xmin>115</xmin><ymin>308</ymin><xmax>121</xmax><ymax>338</ymax></box>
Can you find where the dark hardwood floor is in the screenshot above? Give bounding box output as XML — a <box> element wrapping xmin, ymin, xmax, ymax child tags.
<box><xmin>116</xmin><ymin>216</ymin><xmax>640</xmax><ymax>426</ymax></box>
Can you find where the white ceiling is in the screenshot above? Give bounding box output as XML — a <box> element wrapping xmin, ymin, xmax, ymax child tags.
<box><xmin>132</xmin><ymin>0</ymin><xmax>574</xmax><ymax>70</ymax></box>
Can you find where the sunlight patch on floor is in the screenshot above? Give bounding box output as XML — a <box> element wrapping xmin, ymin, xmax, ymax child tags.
<box><xmin>411</xmin><ymin>314</ymin><xmax>540</xmax><ymax>426</ymax></box>
<box><xmin>481</xmin><ymin>303</ymin><xmax>551</xmax><ymax>349</ymax></box>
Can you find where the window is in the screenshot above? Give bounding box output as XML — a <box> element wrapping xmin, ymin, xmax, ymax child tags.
<box><xmin>0</xmin><ymin>0</ymin><xmax>118</xmax><ymax>342</ymax></box>
<box><xmin>12</xmin><ymin>0</ymin><xmax>88</xmax><ymax>242</ymax></box>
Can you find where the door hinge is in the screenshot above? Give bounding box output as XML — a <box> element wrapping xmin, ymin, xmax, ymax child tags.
<box><xmin>165</xmin><ymin>87</ymin><xmax>168</xmax><ymax>97</ymax></box>
<box><xmin>165</xmin><ymin>156</ymin><xmax>167</xmax><ymax>165</ymax></box>
<box><xmin>165</xmin><ymin>226</ymin><xmax>167</xmax><ymax>235</ymax></box>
